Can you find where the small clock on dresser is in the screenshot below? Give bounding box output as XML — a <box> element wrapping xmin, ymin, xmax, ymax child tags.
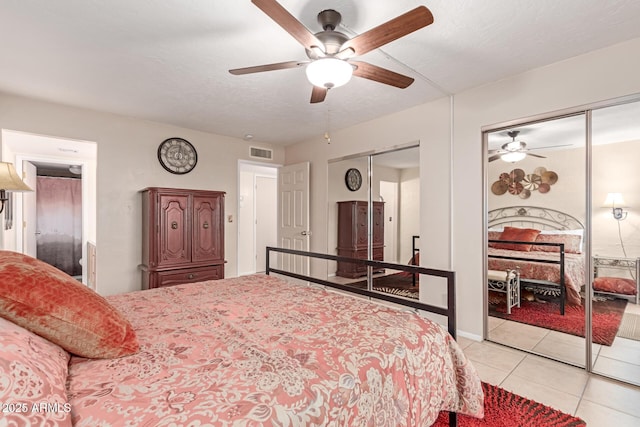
<box><xmin>157</xmin><ymin>137</ymin><xmax>198</xmax><ymax>174</ymax></box>
<box><xmin>345</xmin><ymin>168</ymin><xmax>362</xmax><ymax>191</ymax></box>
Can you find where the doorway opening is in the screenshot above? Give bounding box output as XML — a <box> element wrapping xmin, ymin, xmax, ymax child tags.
<box><xmin>237</xmin><ymin>161</ymin><xmax>278</xmax><ymax>275</ymax></box>
<box><xmin>1</xmin><ymin>130</ymin><xmax>97</xmax><ymax>287</ymax></box>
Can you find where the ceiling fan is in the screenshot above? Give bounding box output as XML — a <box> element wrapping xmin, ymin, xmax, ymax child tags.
<box><xmin>488</xmin><ymin>130</ymin><xmax>549</xmax><ymax>163</ymax></box>
<box><xmin>229</xmin><ymin>0</ymin><xmax>434</xmax><ymax>103</ymax></box>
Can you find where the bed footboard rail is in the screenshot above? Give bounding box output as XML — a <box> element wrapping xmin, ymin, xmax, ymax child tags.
<box><xmin>266</xmin><ymin>246</ymin><xmax>459</xmax><ymax>427</ymax></box>
<box><xmin>265</xmin><ymin>247</ymin><xmax>456</xmax><ymax>338</ymax></box>
<box><xmin>489</xmin><ymin>240</ymin><xmax>566</xmax><ymax>314</ymax></box>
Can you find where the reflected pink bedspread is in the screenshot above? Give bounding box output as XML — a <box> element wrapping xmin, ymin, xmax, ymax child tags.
<box><xmin>67</xmin><ymin>274</ymin><xmax>483</xmax><ymax>426</ymax></box>
<box><xmin>488</xmin><ymin>248</ymin><xmax>585</xmax><ymax>305</ymax></box>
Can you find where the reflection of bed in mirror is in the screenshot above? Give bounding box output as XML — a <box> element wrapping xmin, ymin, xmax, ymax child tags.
<box><xmin>487</xmin><ymin>206</ymin><xmax>586</xmax><ymax>313</ymax></box>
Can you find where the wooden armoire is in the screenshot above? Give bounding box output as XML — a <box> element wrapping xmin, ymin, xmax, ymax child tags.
<box><xmin>140</xmin><ymin>187</ymin><xmax>225</xmax><ymax>289</ymax></box>
<box><xmin>336</xmin><ymin>200</ymin><xmax>384</xmax><ymax>278</ymax></box>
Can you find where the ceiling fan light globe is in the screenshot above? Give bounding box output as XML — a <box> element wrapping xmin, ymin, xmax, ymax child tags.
<box><xmin>306</xmin><ymin>58</ymin><xmax>353</xmax><ymax>89</ymax></box>
<box><xmin>500</xmin><ymin>151</ymin><xmax>527</xmax><ymax>163</ymax></box>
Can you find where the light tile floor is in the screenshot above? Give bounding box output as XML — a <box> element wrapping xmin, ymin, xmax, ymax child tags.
<box><xmin>462</xmin><ymin>302</ymin><xmax>640</xmax><ymax>426</ymax></box>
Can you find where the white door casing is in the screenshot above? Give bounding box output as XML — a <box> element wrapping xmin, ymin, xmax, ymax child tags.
<box><xmin>255</xmin><ymin>175</ymin><xmax>277</xmax><ymax>272</ymax></box>
<box><xmin>277</xmin><ymin>162</ymin><xmax>310</xmax><ymax>275</ymax></box>
<box><xmin>380</xmin><ymin>181</ymin><xmax>398</xmax><ymax>263</ymax></box>
<box><xmin>22</xmin><ymin>161</ymin><xmax>37</xmax><ymax>257</ymax></box>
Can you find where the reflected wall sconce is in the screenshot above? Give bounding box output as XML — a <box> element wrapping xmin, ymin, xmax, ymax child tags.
<box><xmin>0</xmin><ymin>162</ymin><xmax>33</xmax><ymax>214</ymax></box>
<box><xmin>603</xmin><ymin>192</ymin><xmax>627</xmax><ymax>221</ymax></box>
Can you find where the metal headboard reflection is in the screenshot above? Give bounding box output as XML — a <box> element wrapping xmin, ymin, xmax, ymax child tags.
<box><xmin>488</xmin><ymin>206</ymin><xmax>584</xmax><ymax>230</ymax></box>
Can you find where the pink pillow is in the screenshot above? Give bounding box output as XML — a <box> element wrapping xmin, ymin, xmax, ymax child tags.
<box><xmin>532</xmin><ymin>233</ymin><xmax>583</xmax><ymax>254</ymax></box>
<box><xmin>492</xmin><ymin>227</ymin><xmax>542</xmax><ymax>252</ymax></box>
<box><xmin>594</xmin><ymin>277</ymin><xmax>637</xmax><ymax>295</ymax></box>
<box><xmin>0</xmin><ymin>316</ymin><xmax>72</xmax><ymax>426</ymax></box>
<box><xmin>0</xmin><ymin>251</ymin><xmax>139</xmax><ymax>358</ymax></box>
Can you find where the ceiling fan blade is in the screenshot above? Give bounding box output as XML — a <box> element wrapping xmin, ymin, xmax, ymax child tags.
<box><xmin>310</xmin><ymin>86</ymin><xmax>327</xmax><ymax>103</ymax></box>
<box><xmin>339</xmin><ymin>6</ymin><xmax>433</xmax><ymax>56</ymax></box>
<box><xmin>229</xmin><ymin>60</ymin><xmax>306</xmax><ymax>75</ymax></box>
<box><xmin>351</xmin><ymin>61</ymin><xmax>414</xmax><ymax>88</ymax></box>
<box><xmin>488</xmin><ymin>155</ymin><xmax>502</xmax><ymax>162</ymax></box>
<box><xmin>529</xmin><ymin>143</ymin><xmax>573</xmax><ymax>151</ymax></box>
<box><xmin>252</xmin><ymin>0</ymin><xmax>325</xmax><ymax>51</ymax></box>
<box><xmin>527</xmin><ymin>153</ymin><xmax>547</xmax><ymax>159</ymax></box>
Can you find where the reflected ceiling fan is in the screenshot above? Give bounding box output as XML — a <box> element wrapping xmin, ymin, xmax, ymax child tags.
<box><xmin>229</xmin><ymin>0</ymin><xmax>434</xmax><ymax>103</ymax></box>
<box><xmin>488</xmin><ymin>130</ymin><xmax>551</xmax><ymax>163</ymax></box>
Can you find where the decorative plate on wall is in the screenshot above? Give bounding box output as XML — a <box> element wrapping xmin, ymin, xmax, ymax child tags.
<box><xmin>491</xmin><ymin>167</ymin><xmax>558</xmax><ymax>197</ymax></box>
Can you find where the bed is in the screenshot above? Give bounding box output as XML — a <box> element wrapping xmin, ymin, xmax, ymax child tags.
<box><xmin>0</xmin><ymin>248</ymin><xmax>483</xmax><ymax>427</ymax></box>
<box><xmin>487</xmin><ymin>206</ymin><xmax>586</xmax><ymax>312</ymax></box>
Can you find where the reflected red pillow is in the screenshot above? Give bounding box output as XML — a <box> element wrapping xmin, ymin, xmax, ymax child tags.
<box><xmin>0</xmin><ymin>251</ymin><xmax>139</xmax><ymax>358</ymax></box>
<box><xmin>593</xmin><ymin>277</ymin><xmax>637</xmax><ymax>295</ymax></box>
<box><xmin>492</xmin><ymin>226</ymin><xmax>541</xmax><ymax>252</ymax></box>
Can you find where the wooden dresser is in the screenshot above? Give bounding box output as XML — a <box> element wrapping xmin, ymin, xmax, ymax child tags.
<box><xmin>140</xmin><ymin>187</ymin><xmax>225</xmax><ymax>289</ymax></box>
<box><xmin>336</xmin><ymin>200</ymin><xmax>384</xmax><ymax>278</ymax></box>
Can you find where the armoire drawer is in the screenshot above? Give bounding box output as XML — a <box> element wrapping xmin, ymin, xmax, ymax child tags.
<box><xmin>154</xmin><ymin>265</ymin><xmax>224</xmax><ymax>288</ymax></box>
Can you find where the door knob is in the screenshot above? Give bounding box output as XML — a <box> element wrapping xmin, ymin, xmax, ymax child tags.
<box><xmin>301</xmin><ymin>230</ymin><xmax>312</xmax><ymax>236</ymax></box>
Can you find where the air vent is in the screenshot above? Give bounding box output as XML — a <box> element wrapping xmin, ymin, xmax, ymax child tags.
<box><xmin>250</xmin><ymin>147</ymin><xmax>273</xmax><ymax>160</ymax></box>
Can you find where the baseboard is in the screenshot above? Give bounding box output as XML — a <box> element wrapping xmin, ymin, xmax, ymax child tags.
<box><xmin>456</xmin><ymin>330</ymin><xmax>482</xmax><ymax>342</ymax></box>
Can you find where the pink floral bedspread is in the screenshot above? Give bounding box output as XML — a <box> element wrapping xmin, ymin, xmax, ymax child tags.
<box><xmin>488</xmin><ymin>248</ymin><xmax>585</xmax><ymax>305</ymax></box>
<box><xmin>67</xmin><ymin>274</ymin><xmax>483</xmax><ymax>426</ymax></box>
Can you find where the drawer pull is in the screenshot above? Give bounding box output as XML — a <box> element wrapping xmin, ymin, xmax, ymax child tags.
<box><xmin>188</xmin><ymin>273</ymin><xmax>196</xmax><ymax>279</ymax></box>
<box><xmin>171</xmin><ymin>221</ymin><xmax>178</xmax><ymax>229</ymax></box>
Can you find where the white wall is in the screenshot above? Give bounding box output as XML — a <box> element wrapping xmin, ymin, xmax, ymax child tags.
<box><xmin>286</xmin><ymin>37</ymin><xmax>640</xmax><ymax>338</ymax></box>
<box><xmin>0</xmin><ymin>92</ymin><xmax>285</xmax><ymax>295</ymax></box>
<box><xmin>592</xmin><ymin>140</ymin><xmax>640</xmax><ymax>258</ymax></box>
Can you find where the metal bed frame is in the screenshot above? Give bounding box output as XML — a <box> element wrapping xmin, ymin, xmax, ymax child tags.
<box><xmin>265</xmin><ymin>246</ymin><xmax>459</xmax><ymax>427</ymax></box>
<box><xmin>488</xmin><ymin>206</ymin><xmax>585</xmax><ymax>315</ymax></box>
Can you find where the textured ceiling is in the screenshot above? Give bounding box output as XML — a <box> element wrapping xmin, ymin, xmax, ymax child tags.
<box><xmin>1</xmin><ymin>0</ymin><xmax>640</xmax><ymax>146</ymax></box>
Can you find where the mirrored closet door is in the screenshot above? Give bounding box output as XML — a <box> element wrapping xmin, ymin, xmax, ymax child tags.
<box><xmin>326</xmin><ymin>145</ymin><xmax>420</xmax><ymax>299</ymax></box>
<box><xmin>590</xmin><ymin>100</ymin><xmax>640</xmax><ymax>386</ymax></box>
<box><xmin>485</xmin><ymin>97</ymin><xmax>640</xmax><ymax>387</ymax></box>
<box><xmin>485</xmin><ymin>114</ymin><xmax>588</xmax><ymax>367</ymax></box>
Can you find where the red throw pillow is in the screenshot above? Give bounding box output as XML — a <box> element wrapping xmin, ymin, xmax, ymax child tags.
<box><xmin>0</xmin><ymin>251</ymin><xmax>139</xmax><ymax>358</ymax></box>
<box><xmin>492</xmin><ymin>226</ymin><xmax>542</xmax><ymax>252</ymax></box>
<box><xmin>593</xmin><ymin>277</ymin><xmax>637</xmax><ymax>295</ymax></box>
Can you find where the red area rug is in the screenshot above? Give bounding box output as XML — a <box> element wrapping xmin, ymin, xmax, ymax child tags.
<box><xmin>489</xmin><ymin>295</ymin><xmax>626</xmax><ymax>346</ymax></box>
<box><xmin>434</xmin><ymin>382</ymin><xmax>586</xmax><ymax>426</ymax></box>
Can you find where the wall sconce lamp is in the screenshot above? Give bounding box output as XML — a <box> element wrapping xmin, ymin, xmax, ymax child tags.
<box><xmin>0</xmin><ymin>162</ymin><xmax>33</xmax><ymax>214</ymax></box>
<box><xmin>603</xmin><ymin>192</ymin><xmax>627</xmax><ymax>221</ymax></box>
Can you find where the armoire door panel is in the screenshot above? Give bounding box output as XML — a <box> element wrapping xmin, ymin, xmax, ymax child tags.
<box><xmin>158</xmin><ymin>195</ymin><xmax>190</xmax><ymax>266</ymax></box>
<box><xmin>356</xmin><ymin>204</ymin><xmax>368</xmax><ymax>247</ymax></box>
<box><xmin>192</xmin><ymin>195</ymin><xmax>224</xmax><ymax>263</ymax></box>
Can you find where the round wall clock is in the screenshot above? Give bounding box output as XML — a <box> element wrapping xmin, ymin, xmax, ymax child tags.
<box><xmin>345</xmin><ymin>168</ymin><xmax>362</xmax><ymax>191</ymax></box>
<box><xmin>157</xmin><ymin>137</ymin><xmax>198</xmax><ymax>174</ymax></box>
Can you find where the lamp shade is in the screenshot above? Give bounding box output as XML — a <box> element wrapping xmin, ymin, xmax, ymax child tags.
<box><xmin>0</xmin><ymin>162</ymin><xmax>33</xmax><ymax>192</ymax></box>
<box><xmin>500</xmin><ymin>151</ymin><xmax>526</xmax><ymax>163</ymax></box>
<box><xmin>603</xmin><ymin>192</ymin><xmax>626</xmax><ymax>207</ymax></box>
<box><xmin>306</xmin><ymin>58</ymin><xmax>353</xmax><ymax>89</ymax></box>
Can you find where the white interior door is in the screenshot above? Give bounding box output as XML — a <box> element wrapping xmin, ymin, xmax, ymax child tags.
<box><xmin>380</xmin><ymin>181</ymin><xmax>398</xmax><ymax>263</ymax></box>
<box><xmin>277</xmin><ymin>162</ymin><xmax>310</xmax><ymax>274</ymax></box>
<box><xmin>22</xmin><ymin>161</ymin><xmax>37</xmax><ymax>257</ymax></box>
<box><xmin>255</xmin><ymin>176</ymin><xmax>277</xmax><ymax>272</ymax></box>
